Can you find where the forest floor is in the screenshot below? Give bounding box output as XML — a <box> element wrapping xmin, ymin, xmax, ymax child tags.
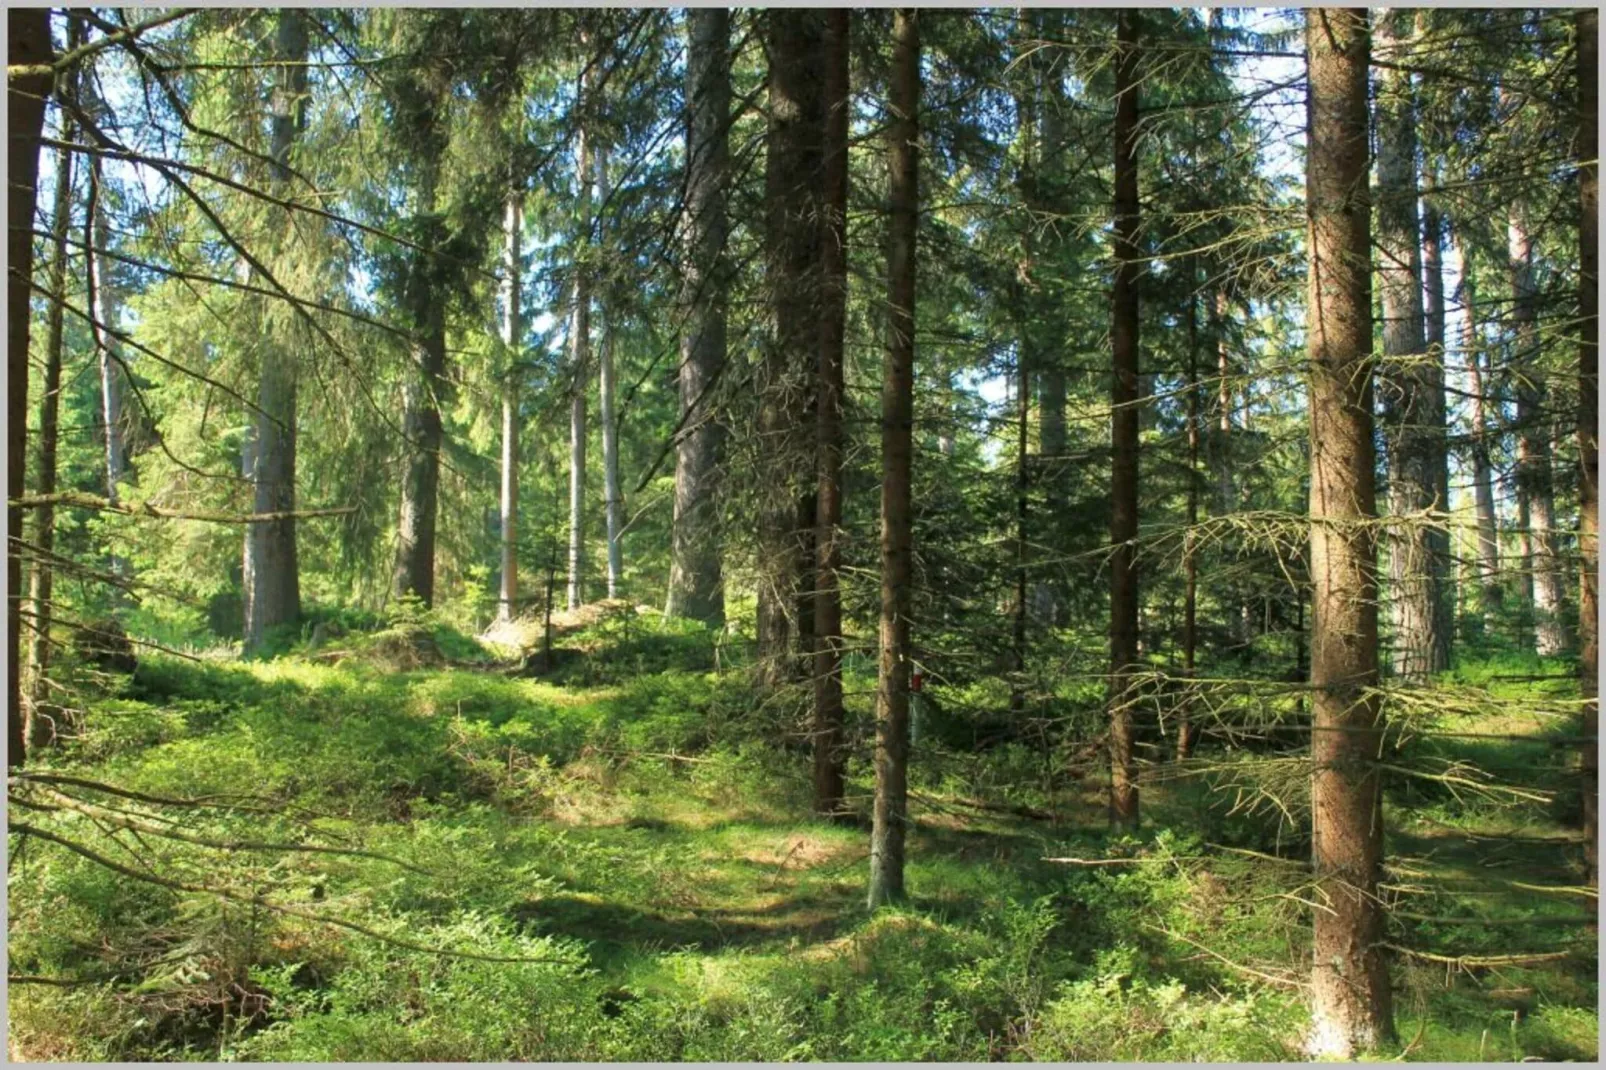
<box><xmin>7</xmin><ymin>606</ymin><xmax>1599</xmax><ymax>1061</ymax></box>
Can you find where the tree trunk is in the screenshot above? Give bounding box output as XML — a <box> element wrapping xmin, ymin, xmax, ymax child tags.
<box><xmin>1011</xmin><ymin>353</ymin><xmax>1030</xmax><ymax>716</ymax></box>
<box><xmin>1420</xmin><ymin>158</ymin><xmax>1453</xmax><ymax>659</ymax></box>
<box><xmin>26</xmin><ymin>42</ymin><xmax>81</xmax><ymax>749</ymax></box>
<box><xmin>868</xmin><ymin>7</ymin><xmax>918</xmax><ymax>910</ymax></box>
<box><xmin>1509</xmin><ymin>209</ymin><xmax>1570</xmax><ymax>655</ymax></box>
<box><xmin>596</xmin><ymin>145</ymin><xmax>623</xmax><ymax>601</ymax></box>
<box><xmin>1576</xmin><ymin>6</ymin><xmax>1598</xmax><ymax>888</ymax></box>
<box><xmin>813</xmin><ymin>7</ymin><xmax>850</xmax><ymax>820</ymax></box>
<box><xmin>1303</xmin><ymin>9</ymin><xmax>1395</xmax><ymax>1057</ymax></box>
<box><xmin>1107</xmin><ymin>10</ymin><xmax>1142</xmax><ymax>835</ymax></box>
<box><xmin>90</xmin><ymin>163</ymin><xmax>126</xmax><ymax>508</ymax></box>
<box><xmin>9</xmin><ymin>6</ymin><xmax>52</xmax><ymax>767</ymax></box>
<box><xmin>1455</xmin><ymin>230</ymin><xmax>1502</xmax><ymax>616</ymax></box>
<box><xmin>567</xmin><ymin>93</ymin><xmax>594</xmax><ymax>612</ymax></box>
<box><xmin>1212</xmin><ymin>288</ymin><xmax>1249</xmax><ymax>647</ymax></box>
<box><xmin>1178</xmin><ymin>266</ymin><xmax>1201</xmax><ymax>762</ymax></box>
<box><xmin>758</xmin><ymin>9</ymin><xmax>824</xmax><ymax>687</ymax></box>
<box><xmin>666</xmin><ymin>7</ymin><xmax>730</xmax><ymax>627</ymax></box>
<box><xmin>1374</xmin><ymin>9</ymin><xmax>1443</xmax><ymax>681</ymax></box>
<box><xmin>498</xmin><ymin>189</ymin><xmax>523</xmax><ymax>623</ymax></box>
<box><xmin>1033</xmin><ymin>11</ymin><xmax>1067</xmax><ymax>625</ymax></box>
<box><xmin>245</xmin><ymin>8</ymin><xmax>307</xmax><ymax>653</ymax></box>
<box><xmin>392</xmin><ymin>153</ymin><xmax>447</xmax><ymax>608</ymax></box>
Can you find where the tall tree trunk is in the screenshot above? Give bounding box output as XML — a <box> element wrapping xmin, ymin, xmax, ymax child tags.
<box><xmin>1455</xmin><ymin>229</ymin><xmax>1502</xmax><ymax>616</ymax></box>
<box><xmin>1375</xmin><ymin>9</ymin><xmax>1444</xmax><ymax>680</ymax></box>
<box><xmin>245</xmin><ymin>8</ymin><xmax>307</xmax><ymax>652</ymax></box>
<box><xmin>498</xmin><ymin>188</ymin><xmax>523</xmax><ymax>623</ymax></box>
<box><xmin>1107</xmin><ymin>10</ymin><xmax>1142</xmax><ymax>834</ymax></box>
<box><xmin>1178</xmin><ymin>265</ymin><xmax>1201</xmax><ymax>762</ymax></box>
<box><xmin>666</xmin><ymin>7</ymin><xmax>730</xmax><ymax>626</ymax></box>
<box><xmin>1011</xmin><ymin>350</ymin><xmax>1029</xmax><ymax>715</ymax></box>
<box><xmin>392</xmin><ymin>154</ymin><xmax>447</xmax><ymax>608</ymax></box>
<box><xmin>1509</xmin><ymin>209</ymin><xmax>1570</xmax><ymax>655</ymax></box>
<box><xmin>758</xmin><ymin>9</ymin><xmax>823</xmax><ymax>687</ymax></box>
<box><xmin>1034</xmin><ymin>10</ymin><xmax>1067</xmax><ymax>466</ymax></box>
<box><xmin>1576</xmin><ymin>6</ymin><xmax>1598</xmax><ymax>888</ymax></box>
<box><xmin>1421</xmin><ymin>163</ymin><xmax>1453</xmax><ymax>662</ymax></box>
<box><xmin>1009</xmin><ymin>14</ymin><xmax>1039</xmax><ymax>710</ymax></box>
<box><xmin>596</xmin><ymin>144</ymin><xmax>623</xmax><ymax>601</ymax></box>
<box><xmin>937</xmin><ymin>370</ymin><xmax>956</xmax><ymax>458</ymax></box>
<box><xmin>813</xmin><ymin>7</ymin><xmax>850</xmax><ymax>820</ymax></box>
<box><xmin>1303</xmin><ymin>9</ymin><xmax>1395</xmax><ymax>1057</ymax></box>
<box><xmin>90</xmin><ymin>162</ymin><xmax>126</xmax><ymax>508</ymax></box>
<box><xmin>868</xmin><ymin>7</ymin><xmax>918</xmax><ymax>910</ymax></box>
<box><xmin>1213</xmin><ymin>288</ymin><xmax>1249</xmax><ymax>647</ymax></box>
<box><xmin>567</xmin><ymin>93</ymin><xmax>594</xmax><ymax>612</ymax></box>
<box><xmin>26</xmin><ymin>41</ymin><xmax>81</xmax><ymax>749</ymax></box>
<box><xmin>1033</xmin><ymin>10</ymin><xmax>1067</xmax><ymax>625</ymax></box>
<box><xmin>9</xmin><ymin>7</ymin><xmax>52</xmax><ymax>767</ymax></box>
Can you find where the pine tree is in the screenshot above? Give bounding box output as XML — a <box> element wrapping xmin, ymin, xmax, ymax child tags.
<box><xmin>1303</xmin><ymin>8</ymin><xmax>1395</xmax><ymax>1056</ymax></box>
<box><xmin>1576</xmin><ymin>6</ymin><xmax>1598</xmax><ymax>888</ymax></box>
<box><xmin>757</xmin><ymin>9</ymin><xmax>824</xmax><ymax>686</ymax></box>
<box><xmin>244</xmin><ymin>8</ymin><xmax>308</xmax><ymax>652</ymax></box>
<box><xmin>1375</xmin><ymin>8</ymin><xmax>1447</xmax><ymax>679</ymax></box>
<box><xmin>813</xmin><ymin>7</ymin><xmax>850</xmax><ymax>819</ymax></box>
<box><xmin>498</xmin><ymin>185</ymin><xmax>524</xmax><ymax>623</ymax></box>
<box><xmin>665</xmin><ymin>8</ymin><xmax>731</xmax><ymax>627</ymax></box>
<box><xmin>8</xmin><ymin>6</ymin><xmax>53</xmax><ymax>767</ymax></box>
<box><xmin>1108</xmin><ymin>9</ymin><xmax>1142</xmax><ymax>834</ymax></box>
<box><xmin>25</xmin><ymin>19</ymin><xmax>83</xmax><ymax>749</ymax></box>
<box><xmin>868</xmin><ymin>6</ymin><xmax>919</xmax><ymax>911</ymax></box>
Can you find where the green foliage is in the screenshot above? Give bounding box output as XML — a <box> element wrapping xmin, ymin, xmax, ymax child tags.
<box><xmin>10</xmin><ymin>641</ymin><xmax>1600</xmax><ymax>1061</ymax></box>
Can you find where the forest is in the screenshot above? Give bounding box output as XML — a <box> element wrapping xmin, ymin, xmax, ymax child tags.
<box><xmin>4</xmin><ymin>5</ymin><xmax>1599</xmax><ymax>1062</ymax></box>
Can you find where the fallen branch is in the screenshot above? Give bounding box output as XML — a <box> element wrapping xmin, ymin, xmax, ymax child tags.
<box><xmin>1381</xmin><ymin>944</ymin><xmax>1579</xmax><ymax>969</ymax></box>
<box><xmin>1143</xmin><ymin>922</ymin><xmax>1305</xmax><ymax>990</ymax></box>
<box><xmin>31</xmin><ymin>786</ymin><xmax>433</xmax><ymax>875</ymax></box>
<box><xmin>7</xmin><ymin>973</ymin><xmax>120</xmax><ymax>987</ymax></box>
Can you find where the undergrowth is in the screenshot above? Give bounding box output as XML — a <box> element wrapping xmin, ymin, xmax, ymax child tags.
<box><xmin>6</xmin><ymin>626</ymin><xmax>1597</xmax><ymax>1062</ymax></box>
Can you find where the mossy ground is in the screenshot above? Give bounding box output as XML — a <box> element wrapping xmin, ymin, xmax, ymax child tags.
<box><xmin>7</xmin><ymin>617</ymin><xmax>1597</xmax><ymax>1061</ymax></box>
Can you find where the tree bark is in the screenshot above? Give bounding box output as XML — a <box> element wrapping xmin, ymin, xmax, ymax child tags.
<box><xmin>813</xmin><ymin>7</ymin><xmax>849</xmax><ymax>820</ymax></box>
<box><xmin>868</xmin><ymin>7</ymin><xmax>918</xmax><ymax>911</ymax></box>
<box><xmin>9</xmin><ymin>6</ymin><xmax>52</xmax><ymax>768</ymax></box>
<box><xmin>596</xmin><ymin>144</ymin><xmax>623</xmax><ymax>601</ymax></box>
<box><xmin>498</xmin><ymin>189</ymin><xmax>523</xmax><ymax>623</ymax></box>
<box><xmin>90</xmin><ymin>163</ymin><xmax>126</xmax><ymax>508</ymax></box>
<box><xmin>566</xmin><ymin>74</ymin><xmax>594</xmax><ymax>612</ymax></box>
<box><xmin>1303</xmin><ymin>9</ymin><xmax>1395</xmax><ymax>1057</ymax></box>
<box><xmin>1011</xmin><ymin>347</ymin><xmax>1030</xmax><ymax>716</ymax></box>
<box><xmin>666</xmin><ymin>7</ymin><xmax>730</xmax><ymax>626</ymax></box>
<box><xmin>1576</xmin><ymin>6</ymin><xmax>1598</xmax><ymax>888</ymax></box>
<box><xmin>1454</xmin><ymin>229</ymin><xmax>1502</xmax><ymax>616</ymax></box>
<box><xmin>392</xmin><ymin>151</ymin><xmax>447</xmax><ymax>608</ymax></box>
<box><xmin>1212</xmin><ymin>288</ymin><xmax>1250</xmax><ymax>647</ymax></box>
<box><xmin>26</xmin><ymin>33</ymin><xmax>81</xmax><ymax>749</ymax></box>
<box><xmin>1033</xmin><ymin>8</ymin><xmax>1067</xmax><ymax>604</ymax></box>
<box><xmin>244</xmin><ymin>8</ymin><xmax>307</xmax><ymax>652</ymax></box>
<box><xmin>1178</xmin><ymin>264</ymin><xmax>1201</xmax><ymax>762</ymax></box>
<box><xmin>1509</xmin><ymin>208</ymin><xmax>1570</xmax><ymax>655</ymax></box>
<box><xmin>1374</xmin><ymin>9</ymin><xmax>1444</xmax><ymax>680</ymax></box>
<box><xmin>1420</xmin><ymin>157</ymin><xmax>1453</xmax><ymax>658</ymax></box>
<box><xmin>1107</xmin><ymin>10</ymin><xmax>1142</xmax><ymax>834</ymax></box>
<box><xmin>758</xmin><ymin>9</ymin><xmax>823</xmax><ymax>687</ymax></box>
